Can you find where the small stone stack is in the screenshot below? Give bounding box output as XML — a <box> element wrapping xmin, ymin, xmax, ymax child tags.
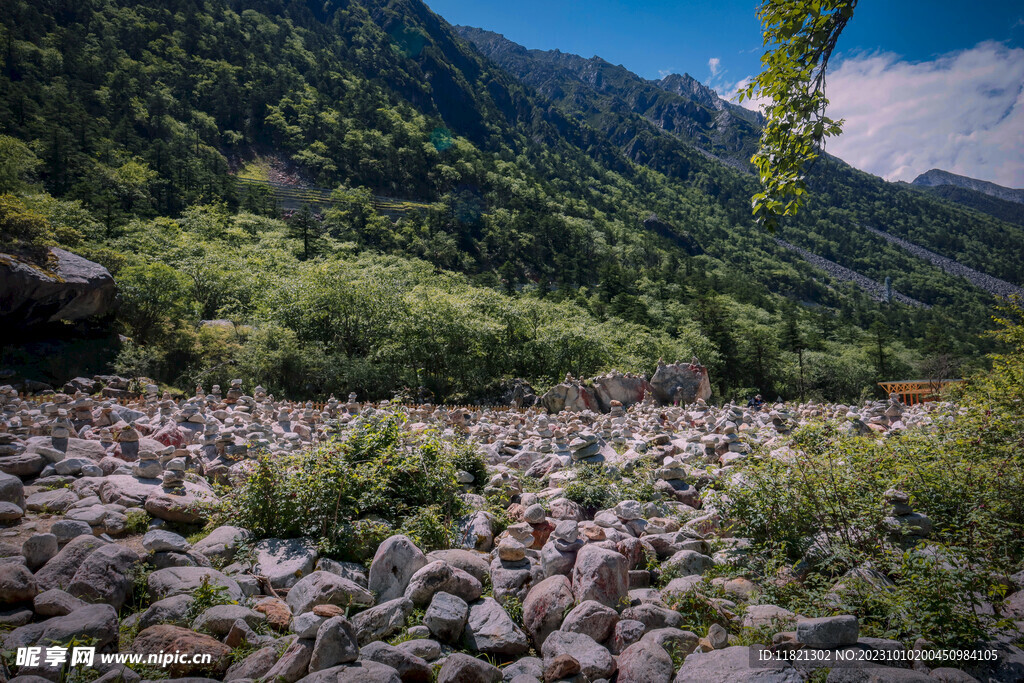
<box><xmin>161</xmin><ymin>456</ymin><xmax>188</xmax><ymax>491</ymax></box>
<box><xmin>135</xmin><ymin>450</ymin><xmax>162</xmax><ymax>479</ymax></box>
<box><xmin>226</xmin><ymin>379</ymin><xmax>244</xmax><ymax>404</ymax></box>
<box><xmin>569</xmin><ymin>432</ymin><xmax>600</xmax><ymax>462</ymax></box>
<box><xmin>883</xmin><ymin>488</ymin><xmax>932</xmax><ymax>544</ymax></box>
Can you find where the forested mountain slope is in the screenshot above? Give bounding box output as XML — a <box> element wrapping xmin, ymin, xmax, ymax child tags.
<box><xmin>1</xmin><ymin>0</ymin><xmax>1022</xmax><ymax>401</ymax></box>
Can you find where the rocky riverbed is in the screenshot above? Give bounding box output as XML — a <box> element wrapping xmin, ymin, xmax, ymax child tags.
<box><xmin>1</xmin><ymin>374</ymin><xmax>1022</xmax><ymax>683</ymax></box>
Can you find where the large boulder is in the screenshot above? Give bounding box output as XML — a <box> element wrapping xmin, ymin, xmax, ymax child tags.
<box><xmin>462</xmin><ymin>597</ymin><xmax>530</xmax><ymax>656</ymax></box>
<box><xmin>436</xmin><ymin>653</ymin><xmax>501</xmax><ymax>683</ymax></box>
<box><xmin>650</xmin><ymin>361</ymin><xmax>712</xmax><ymax>405</ymax></box>
<box><xmin>286</xmin><ymin>571</ymin><xmax>375</xmax><ymax>616</ymax></box>
<box><xmin>34</xmin><ymin>535</ymin><xmax>108</xmax><ymax>592</ymax></box>
<box><xmin>254</xmin><ymin>537</ymin><xmax>319</xmax><ymax>589</ymax></box>
<box><xmin>423</xmin><ymin>591</ymin><xmax>469</xmax><ymax>644</ymax></box>
<box><xmin>130</xmin><ymin>625</ymin><xmax>231</xmax><ymax>678</ymax></box>
<box><xmin>350</xmin><ymin>597</ymin><xmax>413</xmax><ymax>645</ymax></box>
<box><xmin>0</xmin><ymin>248</ymin><xmax>116</xmax><ymax>327</ymax></box>
<box><xmin>617</xmin><ymin>639</ymin><xmax>674</xmax><ymax>683</ymax></box>
<box><xmin>404</xmin><ymin>560</ymin><xmax>483</xmax><ymax>607</ymax></box>
<box><xmin>561</xmin><ymin>600</ymin><xmax>619</xmax><ymax>643</ymax></box>
<box><xmin>541</xmin><ymin>630</ymin><xmax>617</xmax><ymax>681</ymax></box>
<box><xmin>0</xmin><ymin>471</ymin><xmax>25</xmax><ymax>509</ymax></box>
<box><xmin>539</xmin><ymin>380</ymin><xmax>600</xmax><ymax>414</ymax></box>
<box><xmin>571</xmin><ymin>544</ymin><xmax>628</xmax><ymax>609</ymax></box>
<box><xmin>144</xmin><ymin>481</ymin><xmax>219</xmax><ymax>524</ymax></box>
<box><xmin>0</xmin><ymin>563</ymin><xmax>37</xmax><ymax>604</ymax></box>
<box><xmin>37</xmin><ymin>604</ymin><xmax>120</xmax><ymax>651</ymax></box>
<box><xmin>309</xmin><ymin>616</ymin><xmax>359</xmax><ymax>672</ymax></box>
<box><xmin>358</xmin><ymin>641</ymin><xmax>431</xmax><ymax>682</ymax></box>
<box><xmin>369</xmin><ymin>535</ymin><xmax>427</xmax><ymax>602</ymax></box>
<box><xmin>192</xmin><ymin>525</ymin><xmax>250</xmax><ymax>563</ymax></box>
<box><xmin>592</xmin><ymin>372</ymin><xmax>650</xmax><ymax>412</ymax></box>
<box><xmin>148</xmin><ymin>567</ymin><xmax>242</xmax><ymax>602</ymax></box>
<box><xmin>66</xmin><ymin>544</ymin><xmax>140</xmax><ymax>611</ymax></box>
<box><xmin>673</xmin><ymin>645</ymin><xmax>803</xmax><ymax>682</ymax></box>
<box><xmin>522</xmin><ymin>575</ymin><xmax>574</xmax><ymax>648</ymax></box>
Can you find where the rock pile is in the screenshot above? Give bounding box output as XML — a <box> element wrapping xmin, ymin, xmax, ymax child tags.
<box><xmin>0</xmin><ymin>377</ymin><xmax>1021</xmax><ymax>682</ymax></box>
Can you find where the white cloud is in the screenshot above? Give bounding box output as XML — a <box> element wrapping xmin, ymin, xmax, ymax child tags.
<box><xmin>658</xmin><ymin>68</ymin><xmax>676</xmax><ymax>79</ymax></box>
<box><xmin>708</xmin><ymin>57</ymin><xmax>721</xmax><ymax>77</ymax></box>
<box><xmin>824</xmin><ymin>41</ymin><xmax>1024</xmax><ymax>187</ymax></box>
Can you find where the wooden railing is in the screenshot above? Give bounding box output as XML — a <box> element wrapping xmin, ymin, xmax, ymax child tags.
<box><xmin>877</xmin><ymin>379</ymin><xmax>963</xmax><ymax>405</ymax></box>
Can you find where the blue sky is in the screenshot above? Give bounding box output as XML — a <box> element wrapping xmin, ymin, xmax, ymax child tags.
<box><xmin>425</xmin><ymin>0</ymin><xmax>1024</xmax><ymax>187</ymax></box>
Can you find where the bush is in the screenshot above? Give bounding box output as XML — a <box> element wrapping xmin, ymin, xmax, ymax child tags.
<box><xmin>218</xmin><ymin>412</ymin><xmax>486</xmax><ymax>561</ymax></box>
<box><xmin>721</xmin><ymin>299</ymin><xmax>1024</xmax><ymax>645</ymax></box>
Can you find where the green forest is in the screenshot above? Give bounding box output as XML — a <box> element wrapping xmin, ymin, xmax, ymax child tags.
<box><xmin>2</xmin><ymin>0</ymin><xmax>1023</xmax><ymax>402</ymax></box>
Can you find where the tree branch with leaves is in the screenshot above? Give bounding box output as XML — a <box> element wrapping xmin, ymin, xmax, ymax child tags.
<box><xmin>741</xmin><ymin>0</ymin><xmax>857</xmax><ymax>231</ymax></box>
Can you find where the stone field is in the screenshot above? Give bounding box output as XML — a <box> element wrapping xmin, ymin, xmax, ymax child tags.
<box><xmin>0</xmin><ymin>368</ymin><xmax>1022</xmax><ymax>683</ymax></box>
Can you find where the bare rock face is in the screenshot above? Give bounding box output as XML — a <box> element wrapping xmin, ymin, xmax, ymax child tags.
<box><xmin>0</xmin><ymin>248</ymin><xmax>116</xmax><ymax>328</ymax></box>
<box><xmin>649</xmin><ymin>361</ymin><xmax>712</xmax><ymax>405</ymax></box>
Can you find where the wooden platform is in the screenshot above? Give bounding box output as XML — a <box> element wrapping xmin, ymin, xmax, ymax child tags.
<box><xmin>877</xmin><ymin>379</ymin><xmax>963</xmax><ymax>405</ymax></box>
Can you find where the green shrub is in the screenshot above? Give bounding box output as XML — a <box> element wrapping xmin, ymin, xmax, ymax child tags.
<box><xmin>720</xmin><ymin>299</ymin><xmax>1024</xmax><ymax>645</ymax></box>
<box><xmin>218</xmin><ymin>413</ymin><xmax>485</xmax><ymax>561</ymax></box>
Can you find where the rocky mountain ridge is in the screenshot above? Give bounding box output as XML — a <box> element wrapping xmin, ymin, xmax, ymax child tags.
<box><xmin>912</xmin><ymin>169</ymin><xmax>1024</xmax><ymax>205</ymax></box>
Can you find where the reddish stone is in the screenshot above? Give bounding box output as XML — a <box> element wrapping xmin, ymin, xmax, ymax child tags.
<box><xmin>254</xmin><ymin>597</ymin><xmax>292</xmax><ymax>631</ymax></box>
<box><xmin>530</xmin><ymin>519</ymin><xmax>555</xmax><ymax>549</ymax></box>
<box><xmin>313</xmin><ymin>604</ymin><xmax>345</xmax><ymax>618</ymax></box>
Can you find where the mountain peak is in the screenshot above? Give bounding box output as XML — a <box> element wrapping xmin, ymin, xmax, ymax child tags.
<box><xmin>912</xmin><ymin>169</ymin><xmax>1024</xmax><ymax>205</ymax></box>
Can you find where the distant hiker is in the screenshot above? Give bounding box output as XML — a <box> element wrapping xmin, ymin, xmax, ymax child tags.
<box><xmin>747</xmin><ymin>394</ymin><xmax>764</xmax><ymax>409</ymax></box>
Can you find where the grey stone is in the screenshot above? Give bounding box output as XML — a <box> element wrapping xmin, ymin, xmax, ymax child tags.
<box><xmin>541</xmin><ymin>630</ymin><xmax>616</xmax><ymax>681</ymax></box>
<box><xmin>571</xmin><ymin>544</ymin><xmax>628</xmax><ymax>609</ymax></box>
<box><xmin>143</xmin><ymin>529</ymin><xmax>191</xmax><ymax>553</ymax></box>
<box><xmin>139</xmin><ymin>594</ymin><xmax>195</xmax><ymax>630</ymax></box>
<box><xmin>522</xmin><ymin>574</ymin><xmax>573</xmax><ymax>648</ymax></box>
<box><xmin>263</xmin><ymin>636</ymin><xmax>314</xmax><ymax>683</ymax></box>
<box><xmin>148</xmin><ymin>567</ymin><xmax>242</xmax><ymax>602</ymax></box>
<box><xmin>51</xmin><ymin>519</ymin><xmax>94</xmax><ymax>544</ymax></box>
<box><xmin>309</xmin><ymin>616</ymin><xmax>359</xmax><ymax>672</ymax></box>
<box><xmin>617</xmin><ymin>640</ymin><xmax>674</xmax><ymax>683</ymax></box>
<box><xmin>404</xmin><ymin>560</ymin><xmax>483</xmax><ymax>607</ymax></box>
<box><xmin>0</xmin><ymin>563</ymin><xmax>37</xmax><ymax>604</ymax></box>
<box><xmin>610</xmin><ymin>619</ymin><xmax>646</xmax><ymax>655</ymax></box>
<box><xmin>293</xmin><ymin>611</ymin><xmax>328</xmax><ymax>639</ymax></box>
<box><xmin>224</xmin><ymin>646</ymin><xmax>278</xmax><ymax>681</ymax></box>
<box><xmin>0</xmin><ymin>500</ymin><xmax>23</xmax><ymax>521</ymax></box>
<box><xmin>562</xmin><ymin>599</ymin><xmax>620</xmax><ymax>643</ymax></box>
<box><xmin>424</xmin><ymin>591</ymin><xmax>469</xmax><ymax>643</ymax></box>
<box><xmin>33</xmin><ymin>588</ymin><xmax>88</xmax><ymax>617</ymax></box>
<box><xmin>299</xmin><ymin>660</ymin><xmax>402</xmax><ymax>683</ymax></box>
<box><xmin>192</xmin><ymin>605</ymin><xmax>264</xmax><ymax>637</ymax></box>
<box><xmin>663</xmin><ymin>549</ymin><xmax>714</xmax><ymax>577</ymax></box>
<box><xmin>34</xmin><ymin>534</ymin><xmax>108</xmax><ymax>591</ymax></box>
<box><xmin>67</xmin><ymin>544</ymin><xmax>140</xmax><ymax>611</ymax></box>
<box><xmin>0</xmin><ymin>471</ymin><xmax>25</xmax><ymax>508</ymax></box>
<box><xmin>463</xmin><ymin>597</ymin><xmax>530</xmax><ymax>656</ymax></box>
<box><xmin>350</xmin><ymin>596</ymin><xmax>413</xmax><ymax>645</ymax></box>
<box><xmin>358</xmin><ymin>640</ymin><xmax>431</xmax><ymax>682</ymax></box>
<box><xmin>437</xmin><ymin>653</ymin><xmax>502</xmax><ymax>683</ymax></box>
<box><xmin>191</xmin><ymin>525</ymin><xmax>250</xmax><ymax>563</ymax></box>
<box><xmin>22</xmin><ymin>534</ymin><xmax>58</xmax><ymax>570</ymax></box>
<box><xmin>286</xmin><ymin>571</ymin><xmax>375</xmax><ymax>616</ymax></box>
<box><xmin>397</xmin><ymin>638</ymin><xmax>442</xmax><ymax>662</ymax></box>
<box><xmin>796</xmin><ymin>615</ymin><xmax>859</xmax><ymax>647</ymax></box>
<box><xmin>673</xmin><ymin>645</ymin><xmax>803</xmax><ymax>682</ymax></box>
<box><xmin>369</xmin><ymin>535</ymin><xmax>428</xmax><ymax>603</ymax></box>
